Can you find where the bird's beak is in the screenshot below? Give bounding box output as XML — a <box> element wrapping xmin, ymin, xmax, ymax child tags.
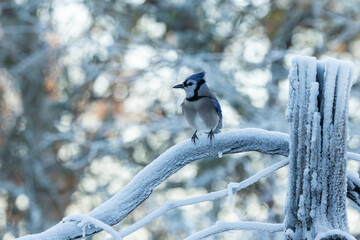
<box><xmin>173</xmin><ymin>83</ymin><xmax>185</xmax><ymax>89</ymax></box>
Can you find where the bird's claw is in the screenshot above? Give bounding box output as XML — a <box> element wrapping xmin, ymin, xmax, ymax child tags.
<box><xmin>191</xmin><ymin>130</ymin><xmax>199</xmax><ymax>144</ymax></box>
<box><xmin>207</xmin><ymin>129</ymin><xmax>215</xmax><ymax>143</ymax></box>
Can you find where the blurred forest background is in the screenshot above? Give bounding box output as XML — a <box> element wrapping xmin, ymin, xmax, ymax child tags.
<box><xmin>1</xmin><ymin>0</ymin><xmax>360</xmax><ymax>239</ymax></box>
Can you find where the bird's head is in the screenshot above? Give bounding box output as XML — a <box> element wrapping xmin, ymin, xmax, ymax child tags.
<box><xmin>173</xmin><ymin>71</ymin><xmax>206</xmax><ymax>99</ymax></box>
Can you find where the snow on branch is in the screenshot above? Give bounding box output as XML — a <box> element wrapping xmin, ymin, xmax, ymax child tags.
<box><xmin>114</xmin><ymin>158</ymin><xmax>289</xmax><ymax>239</ymax></box>
<box><xmin>62</xmin><ymin>214</ymin><xmax>121</xmax><ymax>240</ymax></box>
<box><xmin>347</xmin><ymin>152</ymin><xmax>360</xmax><ymax>162</ymax></box>
<box><xmin>17</xmin><ymin>128</ymin><xmax>289</xmax><ymax>240</ymax></box>
<box><xmin>184</xmin><ymin>221</ymin><xmax>284</xmax><ymax>240</ymax></box>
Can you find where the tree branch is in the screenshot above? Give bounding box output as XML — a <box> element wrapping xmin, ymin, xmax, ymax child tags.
<box><xmin>184</xmin><ymin>221</ymin><xmax>285</xmax><ymax>240</ymax></box>
<box><xmin>18</xmin><ymin>128</ymin><xmax>289</xmax><ymax>240</ymax></box>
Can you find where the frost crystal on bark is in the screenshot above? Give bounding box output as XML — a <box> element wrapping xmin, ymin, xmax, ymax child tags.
<box><xmin>285</xmin><ymin>57</ymin><xmax>355</xmax><ymax>240</ymax></box>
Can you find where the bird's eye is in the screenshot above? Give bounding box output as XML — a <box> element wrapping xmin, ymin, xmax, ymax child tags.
<box><xmin>188</xmin><ymin>82</ymin><xmax>193</xmax><ymax>86</ymax></box>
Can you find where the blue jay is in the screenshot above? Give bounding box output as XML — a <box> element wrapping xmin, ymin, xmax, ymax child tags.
<box><xmin>173</xmin><ymin>71</ymin><xmax>222</xmax><ymax>144</ymax></box>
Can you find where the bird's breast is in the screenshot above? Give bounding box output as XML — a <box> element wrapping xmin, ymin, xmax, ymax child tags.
<box><xmin>192</xmin><ymin>113</ymin><xmax>211</xmax><ymax>132</ymax></box>
<box><xmin>182</xmin><ymin>98</ymin><xmax>219</xmax><ymax>132</ymax></box>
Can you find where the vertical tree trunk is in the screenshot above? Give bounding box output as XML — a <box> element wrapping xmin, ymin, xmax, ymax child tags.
<box><xmin>285</xmin><ymin>56</ymin><xmax>355</xmax><ymax>240</ymax></box>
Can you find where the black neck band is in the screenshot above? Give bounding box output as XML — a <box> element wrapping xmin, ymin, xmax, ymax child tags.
<box><xmin>186</xmin><ymin>95</ymin><xmax>207</xmax><ymax>101</ymax></box>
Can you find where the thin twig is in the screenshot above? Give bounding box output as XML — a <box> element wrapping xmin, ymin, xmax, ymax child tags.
<box><xmin>184</xmin><ymin>221</ymin><xmax>284</xmax><ymax>240</ymax></box>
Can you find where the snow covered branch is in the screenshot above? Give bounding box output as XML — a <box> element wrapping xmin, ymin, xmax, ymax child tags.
<box><xmin>227</xmin><ymin>158</ymin><xmax>289</xmax><ymax>206</ymax></box>
<box><xmin>184</xmin><ymin>221</ymin><xmax>284</xmax><ymax>240</ymax></box>
<box><xmin>346</xmin><ymin>169</ymin><xmax>360</xmax><ymax>208</ymax></box>
<box><xmin>17</xmin><ymin>128</ymin><xmax>289</xmax><ymax>240</ymax></box>
<box><xmin>62</xmin><ymin>214</ymin><xmax>121</xmax><ymax>240</ymax></box>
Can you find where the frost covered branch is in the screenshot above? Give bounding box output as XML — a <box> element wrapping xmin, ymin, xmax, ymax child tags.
<box><xmin>17</xmin><ymin>128</ymin><xmax>289</xmax><ymax>240</ymax></box>
<box><xmin>114</xmin><ymin>158</ymin><xmax>289</xmax><ymax>238</ymax></box>
<box><xmin>346</xmin><ymin>169</ymin><xmax>360</xmax><ymax>207</ymax></box>
<box><xmin>227</xmin><ymin>158</ymin><xmax>289</xmax><ymax>205</ymax></box>
<box><xmin>62</xmin><ymin>214</ymin><xmax>121</xmax><ymax>240</ymax></box>
<box><xmin>346</xmin><ymin>152</ymin><xmax>360</xmax><ymax>162</ymax></box>
<box><xmin>184</xmin><ymin>221</ymin><xmax>284</xmax><ymax>240</ymax></box>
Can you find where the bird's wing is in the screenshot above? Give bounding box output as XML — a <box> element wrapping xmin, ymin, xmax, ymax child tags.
<box><xmin>210</xmin><ymin>95</ymin><xmax>222</xmax><ymax>133</ymax></box>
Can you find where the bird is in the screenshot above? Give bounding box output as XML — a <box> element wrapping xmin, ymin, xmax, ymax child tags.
<box><xmin>173</xmin><ymin>71</ymin><xmax>222</xmax><ymax>144</ymax></box>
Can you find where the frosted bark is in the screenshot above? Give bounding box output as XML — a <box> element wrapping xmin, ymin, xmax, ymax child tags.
<box><xmin>285</xmin><ymin>57</ymin><xmax>355</xmax><ymax>240</ymax></box>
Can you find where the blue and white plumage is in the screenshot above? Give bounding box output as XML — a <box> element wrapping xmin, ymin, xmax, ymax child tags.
<box><xmin>173</xmin><ymin>71</ymin><xmax>222</xmax><ymax>144</ymax></box>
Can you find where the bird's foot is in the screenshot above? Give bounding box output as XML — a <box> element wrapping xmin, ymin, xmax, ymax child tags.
<box><xmin>207</xmin><ymin>129</ymin><xmax>215</xmax><ymax>143</ymax></box>
<box><xmin>191</xmin><ymin>130</ymin><xmax>199</xmax><ymax>145</ymax></box>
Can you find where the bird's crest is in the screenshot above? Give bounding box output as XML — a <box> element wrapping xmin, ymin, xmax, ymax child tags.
<box><xmin>186</xmin><ymin>71</ymin><xmax>206</xmax><ymax>82</ymax></box>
